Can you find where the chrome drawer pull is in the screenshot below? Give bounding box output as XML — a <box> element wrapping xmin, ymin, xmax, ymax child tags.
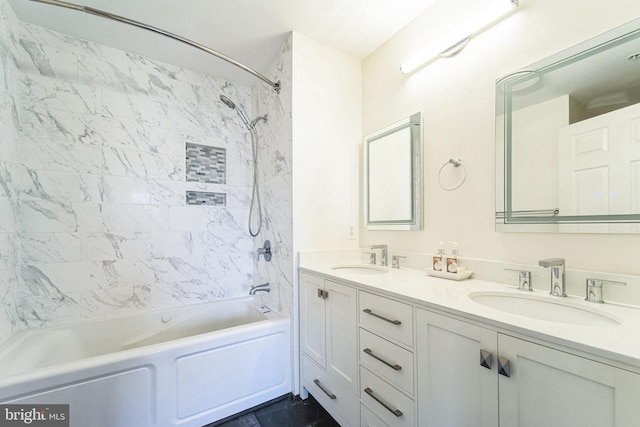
<box><xmin>362</xmin><ymin>309</ymin><xmax>402</xmax><ymax>325</ymax></box>
<box><xmin>363</xmin><ymin>348</ymin><xmax>402</xmax><ymax>371</ymax></box>
<box><xmin>314</xmin><ymin>379</ymin><xmax>336</xmax><ymax>400</ymax></box>
<box><xmin>364</xmin><ymin>387</ymin><xmax>403</xmax><ymax>417</ymax></box>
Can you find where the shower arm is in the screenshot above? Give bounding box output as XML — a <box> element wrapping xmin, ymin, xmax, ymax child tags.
<box><xmin>29</xmin><ymin>0</ymin><xmax>281</xmax><ymax>93</ymax></box>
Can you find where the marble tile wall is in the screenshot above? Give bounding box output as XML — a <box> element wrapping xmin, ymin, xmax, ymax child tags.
<box><xmin>0</xmin><ymin>0</ymin><xmax>270</xmax><ymax>332</ymax></box>
<box><xmin>251</xmin><ymin>35</ymin><xmax>294</xmax><ymax>318</ymax></box>
<box><xmin>0</xmin><ymin>0</ymin><xmax>20</xmax><ymax>343</ymax></box>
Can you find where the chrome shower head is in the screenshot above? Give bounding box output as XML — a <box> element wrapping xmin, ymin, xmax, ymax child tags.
<box><xmin>220</xmin><ymin>95</ymin><xmax>236</xmax><ymax>109</ymax></box>
<box><xmin>217</xmin><ymin>93</ymin><xmax>266</xmax><ymax>237</ymax></box>
<box><xmin>220</xmin><ymin>94</ymin><xmax>266</xmax><ymax>131</ymax></box>
<box><xmin>220</xmin><ymin>94</ymin><xmax>251</xmax><ymax>128</ymax></box>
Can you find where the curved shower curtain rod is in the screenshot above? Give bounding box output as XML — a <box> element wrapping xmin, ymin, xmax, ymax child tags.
<box><xmin>29</xmin><ymin>0</ymin><xmax>281</xmax><ymax>93</ymax></box>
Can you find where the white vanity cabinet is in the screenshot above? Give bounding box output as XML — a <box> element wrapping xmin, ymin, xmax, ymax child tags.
<box><xmin>300</xmin><ymin>267</ymin><xmax>640</xmax><ymax>427</ymax></box>
<box><xmin>359</xmin><ymin>291</ymin><xmax>416</xmax><ymax>427</ymax></box>
<box><xmin>300</xmin><ymin>272</ymin><xmax>359</xmax><ymax>426</ymax></box>
<box><xmin>416</xmin><ymin>309</ymin><xmax>640</xmax><ymax>427</ymax></box>
<box><xmin>498</xmin><ymin>334</ymin><xmax>640</xmax><ymax>427</ymax></box>
<box><xmin>416</xmin><ymin>310</ymin><xmax>498</xmax><ymax>427</ymax></box>
<box><xmin>360</xmin><ymin>404</ymin><xmax>388</xmax><ymax>427</ymax></box>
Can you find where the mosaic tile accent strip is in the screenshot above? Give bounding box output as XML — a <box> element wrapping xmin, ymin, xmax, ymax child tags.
<box><xmin>185</xmin><ymin>143</ymin><xmax>226</xmax><ymax>184</ymax></box>
<box><xmin>186</xmin><ymin>191</ymin><xmax>226</xmax><ymax>206</ymax></box>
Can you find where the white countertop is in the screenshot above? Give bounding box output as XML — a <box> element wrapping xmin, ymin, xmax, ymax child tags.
<box><xmin>300</xmin><ymin>262</ymin><xmax>640</xmax><ymax>371</ymax></box>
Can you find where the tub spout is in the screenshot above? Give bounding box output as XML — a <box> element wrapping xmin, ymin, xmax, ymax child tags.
<box><xmin>250</xmin><ymin>283</ymin><xmax>270</xmax><ymax>295</ymax></box>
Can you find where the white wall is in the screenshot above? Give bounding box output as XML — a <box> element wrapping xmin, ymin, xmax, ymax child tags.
<box><xmin>362</xmin><ymin>0</ymin><xmax>640</xmax><ymax>276</ymax></box>
<box><xmin>249</xmin><ymin>31</ymin><xmax>361</xmax><ymax>324</ymax></box>
<box><xmin>292</xmin><ymin>32</ymin><xmax>361</xmax><ymax>252</ymax></box>
<box><xmin>288</xmin><ymin>32</ymin><xmax>361</xmax><ymax>395</ymax></box>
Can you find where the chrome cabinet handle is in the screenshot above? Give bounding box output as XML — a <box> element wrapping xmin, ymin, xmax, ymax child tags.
<box><xmin>316</xmin><ymin>289</ymin><xmax>328</xmax><ymax>299</ymax></box>
<box><xmin>480</xmin><ymin>349</ymin><xmax>492</xmax><ymax>370</ymax></box>
<box><xmin>314</xmin><ymin>379</ymin><xmax>336</xmax><ymax>400</ymax></box>
<box><xmin>362</xmin><ymin>309</ymin><xmax>402</xmax><ymax>325</ymax></box>
<box><xmin>363</xmin><ymin>348</ymin><xmax>402</xmax><ymax>371</ymax></box>
<box><xmin>364</xmin><ymin>387</ymin><xmax>403</xmax><ymax>417</ymax></box>
<box><xmin>498</xmin><ymin>357</ymin><xmax>511</xmax><ymax>378</ymax></box>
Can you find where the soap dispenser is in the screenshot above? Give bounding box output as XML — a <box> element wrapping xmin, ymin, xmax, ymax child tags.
<box><xmin>433</xmin><ymin>241</ymin><xmax>445</xmax><ymax>271</ymax></box>
<box><xmin>446</xmin><ymin>242</ymin><xmax>459</xmax><ymax>273</ymax></box>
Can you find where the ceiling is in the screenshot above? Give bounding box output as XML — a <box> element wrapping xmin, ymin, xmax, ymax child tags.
<box><xmin>8</xmin><ymin>0</ymin><xmax>437</xmax><ymax>87</ymax></box>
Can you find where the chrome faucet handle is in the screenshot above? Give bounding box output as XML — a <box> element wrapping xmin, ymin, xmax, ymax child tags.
<box><xmin>504</xmin><ymin>268</ymin><xmax>532</xmax><ymax>291</ymax></box>
<box><xmin>585</xmin><ymin>278</ymin><xmax>626</xmax><ymax>304</ymax></box>
<box><xmin>364</xmin><ymin>251</ymin><xmax>377</xmax><ymax>265</ymax></box>
<box><xmin>391</xmin><ymin>255</ymin><xmax>406</xmax><ymax>269</ymax></box>
<box><xmin>370</xmin><ymin>244</ymin><xmax>388</xmax><ymax>266</ymax></box>
<box><xmin>257</xmin><ymin>240</ymin><xmax>272</xmax><ymax>262</ymax></box>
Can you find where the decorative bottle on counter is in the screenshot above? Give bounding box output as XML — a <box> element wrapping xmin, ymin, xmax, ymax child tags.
<box><xmin>433</xmin><ymin>241</ymin><xmax>445</xmax><ymax>271</ymax></box>
<box><xmin>446</xmin><ymin>242</ymin><xmax>459</xmax><ymax>273</ymax></box>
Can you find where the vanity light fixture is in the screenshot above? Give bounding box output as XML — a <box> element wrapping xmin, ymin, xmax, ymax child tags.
<box><xmin>400</xmin><ymin>0</ymin><xmax>520</xmax><ymax>74</ymax></box>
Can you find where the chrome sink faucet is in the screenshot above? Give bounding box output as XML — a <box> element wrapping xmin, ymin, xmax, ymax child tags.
<box><xmin>539</xmin><ymin>258</ymin><xmax>566</xmax><ymax>297</ymax></box>
<box><xmin>370</xmin><ymin>244</ymin><xmax>388</xmax><ymax>267</ymax></box>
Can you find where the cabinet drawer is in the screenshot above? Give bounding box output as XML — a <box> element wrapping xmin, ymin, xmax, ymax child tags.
<box><xmin>361</xmin><ymin>404</ymin><xmax>389</xmax><ymax>427</ymax></box>
<box><xmin>360</xmin><ymin>367</ymin><xmax>415</xmax><ymax>427</ymax></box>
<box><xmin>359</xmin><ymin>291</ymin><xmax>413</xmax><ymax>347</ymax></box>
<box><xmin>303</xmin><ymin>356</ymin><xmax>359</xmax><ymax>427</ymax></box>
<box><xmin>359</xmin><ymin>328</ymin><xmax>414</xmax><ymax>395</ymax></box>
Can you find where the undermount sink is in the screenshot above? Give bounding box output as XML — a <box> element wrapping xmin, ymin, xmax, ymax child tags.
<box><xmin>331</xmin><ymin>264</ymin><xmax>387</xmax><ymax>275</ymax></box>
<box><xmin>468</xmin><ymin>291</ymin><xmax>622</xmax><ymax>326</ymax></box>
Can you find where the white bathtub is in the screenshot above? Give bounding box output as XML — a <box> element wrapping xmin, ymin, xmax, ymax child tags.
<box><xmin>0</xmin><ymin>297</ymin><xmax>291</xmax><ymax>427</ymax></box>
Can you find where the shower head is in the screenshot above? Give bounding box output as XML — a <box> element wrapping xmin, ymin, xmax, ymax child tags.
<box><xmin>220</xmin><ymin>95</ymin><xmax>236</xmax><ymax>109</ymax></box>
<box><xmin>218</xmin><ymin>94</ymin><xmax>266</xmax><ymax>236</ymax></box>
<box><xmin>219</xmin><ymin>94</ymin><xmax>267</xmax><ymax>131</ymax></box>
<box><xmin>220</xmin><ymin>94</ymin><xmax>251</xmax><ymax>129</ymax></box>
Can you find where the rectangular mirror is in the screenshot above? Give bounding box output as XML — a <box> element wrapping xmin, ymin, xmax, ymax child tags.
<box><xmin>496</xmin><ymin>18</ymin><xmax>640</xmax><ymax>233</ymax></box>
<box><xmin>365</xmin><ymin>112</ymin><xmax>422</xmax><ymax>230</ymax></box>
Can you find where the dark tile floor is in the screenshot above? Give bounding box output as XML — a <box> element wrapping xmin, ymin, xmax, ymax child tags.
<box><xmin>205</xmin><ymin>394</ymin><xmax>340</xmax><ymax>427</ymax></box>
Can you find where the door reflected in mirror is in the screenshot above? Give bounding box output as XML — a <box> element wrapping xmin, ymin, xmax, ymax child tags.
<box><xmin>496</xmin><ymin>18</ymin><xmax>640</xmax><ymax>233</ymax></box>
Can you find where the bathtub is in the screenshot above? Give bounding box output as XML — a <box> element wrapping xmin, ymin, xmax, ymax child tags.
<box><xmin>0</xmin><ymin>297</ymin><xmax>291</xmax><ymax>427</ymax></box>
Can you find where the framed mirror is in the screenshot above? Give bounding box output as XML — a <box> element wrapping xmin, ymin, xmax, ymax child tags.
<box><xmin>365</xmin><ymin>112</ymin><xmax>422</xmax><ymax>230</ymax></box>
<box><xmin>496</xmin><ymin>18</ymin><xmax>640</xmax><ymax>233</ymax></box>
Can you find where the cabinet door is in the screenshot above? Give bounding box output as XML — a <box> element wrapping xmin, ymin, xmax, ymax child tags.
<box><xmin>325</xmin><ymin>280</ymin><xmax>358</xmax><ymax>395</ymax></box>
<box><xmin>416</xmin><ymin>310</ymin><xmax>498</xmax><ymax>427</ymax></box>
<box><xmin>300</xmin><ymin>272</ymin><xmax>326</xmax><ymax>368</ymax></box>
<box><xmin>498</xmin><ymin>334</ymin><xmax>640</xmax><ymax>427</ymax></box>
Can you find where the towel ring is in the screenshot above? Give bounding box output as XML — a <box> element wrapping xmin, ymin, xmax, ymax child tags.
<box><xmin>438</xmin><ymin>158</ymin><xmax>467</xmax><ymax>191</ymax></box>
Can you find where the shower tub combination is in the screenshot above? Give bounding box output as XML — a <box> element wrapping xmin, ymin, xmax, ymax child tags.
<box><xmin>0</xmin><ymin>297</ymin><xmax>291</xmax><ymax>427</ymax></box>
